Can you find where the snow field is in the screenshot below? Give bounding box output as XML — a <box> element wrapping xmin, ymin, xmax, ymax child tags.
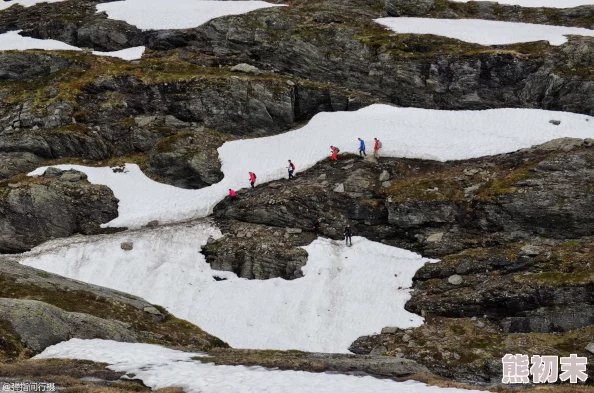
<box><xmin>450</xmin><ymin>0</ymin><xmax>594</xmax><ymax>8</ymax></box>
<box><xmin>35</xmin><ymin>339</ymin><xmax>491</xmax><ymax>393</ymax></box>
<box><xmin>95</xmin><ymin>0</ymin><xmax>285</xmax><ymax>30</ymax></box>
<box><xmin>0</xmin><ymin>0</ymin><xmax>65</xmax><ymax>11</ymax></box>
<box><xmin>375</xmin><ymin>18</ymin><xmax>594</xmax><ymax>46</ymax></box>
<box><xmin>0</xmin><ymin>30</ymin><xmax>145</xmax><ymax>60</ymax></box>
<box><xmin>30</xmin><ymin>105</ymin><xmax>594</xmax><ymax>228</ymax></box>
<box><xmin>20</xmin><ymin>224</ymin><xmax>434</xmax><ymax>353</ymax></box>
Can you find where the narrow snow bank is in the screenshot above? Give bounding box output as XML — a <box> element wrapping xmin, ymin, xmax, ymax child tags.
<box><xmin>375</xmin><ymin>18</ymin><xmax>594</xmax><ymax>46</ymax></box>
<box><xmin>29</xmin><ymin>105</ymin><xmax>594</xmax><ymax>228</ymax></box>
<box><xmin>96</xmin><ymin>0</ymin><xmax>285</xmax><ymax>30</ymax></box>
<box><xmin>20</xmin><ymin>226</ymin><xmax>433</xmax><ymax>353</ymax></box>
<box><xmin>36</xmin><ymin>339</ymin><xmax>490</xmax><ymax>393</ymax></box>
<box><xmin>92</xmin><ymin>46</ymin><xmax>146</xmax><ymax>61</ymax></box>
<box><xmin>0</xmin><ymin>0</ymin><xmax>65</xmax><ymax>10</ymax></box>
<box><xmin>0</xmin><ymin>31</ymin><xmax>145</xmax><ymax>60</ymax></box>
<box><xmin>450</xmin><ymin>0</ymin><xmax>594</xmax><ymax>8</ymax></box>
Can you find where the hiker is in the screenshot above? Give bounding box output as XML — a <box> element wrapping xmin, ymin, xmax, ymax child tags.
<box><xmin>249</xmin><ymin>172</ymin><xmax>257</xmax><ymax>188</ymax></box>
<box><xmin>358</xmin><ymin>138</ymin><xmax>366</xmax><ymax>158</ymax></box>
<box><xmin>228</xmin><ymin>189</ymin><xmax>237</xmax><ymax>200</ymax></box>
<box><xmin>374</xmin><ymin>138</ymin><xmax>382</xmax><ymax>159</ymax></box>
<box><xmin>287</xmin><ymin>160</ymin><xmax>295</xmax><ymax>180</ymax></box>
<box><xmin>344</xmin><ymin>223</ymin><xmax>352</xmax><ymax>246</ymax></box>
<box><xmin>312</xmin><ymin>216</ymin><xmax>320</xmax><ymax>234</ymax></box>
<box><xmin>330</xmin><ymin>146</ymin><xmax>340</xmax><ymax>161</ymax></box>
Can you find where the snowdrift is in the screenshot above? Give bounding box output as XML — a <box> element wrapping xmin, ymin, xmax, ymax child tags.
<box><xmin>375</xmin><ymin>18</ymin><xmax>594</xmax><ymax>46</ymax></box>
<box><xmin>20</xmin><ymin>223</ymin><xmax>433</xmax><ymax>353</ymax></box>
<box><xmin>36</xmin><ymin>339</ymin><xmax>489</xmax><ymax>392</ymax></box>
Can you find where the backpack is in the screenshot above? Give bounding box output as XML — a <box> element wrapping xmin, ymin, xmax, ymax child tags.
<box><xmin>378</xmin><ymin>141</ymin><xmax>383</xmax><ymax>149</ymax></box>
<box><xmin>335</xmin><ymin>147</ymin><xmax>340</xmax><ymax>153</ymax></box>
<box><xmin>290</xmin><ymin>163</ymin><xmax>295</xmax><ymax>170</ymax></box>
<box><xmin>254</xmin><ymin>173</ymin><xmax>257</xmax><ymax>180</ymax></box>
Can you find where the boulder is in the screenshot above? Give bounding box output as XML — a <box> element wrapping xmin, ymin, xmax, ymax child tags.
<box><xmin>121</xmin><ymin>242</ymin><xmax>134</xmax><ymax>251</ymax></box>
<box><xmin>230</xmin><ymin>63</ymin><xmax>261</xmax><ymax>75</ymax></box>
<box><xmin>0</xmin><ymin>169</ymin><xmax>119</xmax><ymax>253</ymax></box>
<box><xmin>447</xmin><ymin>275</ymin><xmax>463</xmax><ymax>285</ymax></box>
<box><xmin>0</xmin><ymin>298</ymin><xmax>136</xmax><ymax>352</ymax></box>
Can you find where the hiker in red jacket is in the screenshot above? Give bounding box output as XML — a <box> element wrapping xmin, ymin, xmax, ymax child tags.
<box><xmin>249</xmin><ymin>172</ymin><xmax>257</xmax><ymax>188</ymax></box>
<box><xmin>373</xmin><ymin>138</ymin><xmax>381</xmax><ymax>159</ymax></box>
<box><xmin>330</xmin><ymin>146</ymin><xmax>340</xmax><ymax>161</ymax></box>
<box><xmin>228</xmin><ymin>189</ymin><xmax>237</xmax><ymax>200</ymax></box>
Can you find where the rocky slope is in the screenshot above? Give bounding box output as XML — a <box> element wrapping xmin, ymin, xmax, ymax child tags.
<box><xmin>208</xmin><ymin>139</ymin><xmax>594</xmax><ymax>382</ymax></box>
<box><xmin>1</xmin><ymin>0</ymin><xmax>594</xmax><ymax>389</ymax></box>
<box><xmin>0</xmin><ymin>257</ymin><xmax>228</xmax><ymax>360</ymax></box>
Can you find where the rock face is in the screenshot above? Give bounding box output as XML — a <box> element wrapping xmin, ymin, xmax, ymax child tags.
<box><xmin>147</xmin><ymin>130</ymin><xmax>228</xmax><ymax>189</ymax></box>
<box><xmin>213</xmin><ymin>141</ymin><xmax>594</xmax><ymax>260</ymax></box>
<box><xmin>386</xmin><ymin>0</ymin><xmax>435</xmax><ymax>16</ymax></box>
<box><xmin>0</xmin><ymin>152</ymin><xmax>41</xmax><ymax>180</ymax></box>
<box><xmin>0</xmin><ymin>169</ymin><xmax>119</xmax><ymax>253</ymax></box>
<box><xmin>0</xmin><ymin>298</ymin><xmax>137</xmax><ymax>352</ymax></box>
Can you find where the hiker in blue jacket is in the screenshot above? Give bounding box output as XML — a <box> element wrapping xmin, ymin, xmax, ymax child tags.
<box><xmin>358</xmin><ymin>138</ymin><xmax>366</xmax><ymax>158</ymax></box>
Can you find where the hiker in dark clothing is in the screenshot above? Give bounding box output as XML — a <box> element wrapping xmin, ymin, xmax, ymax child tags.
<box><xmin>287</xmin><ymin>160</ymin><xmax>295</xmax><ymax>180</ymax></box>
<box><xmin>313</xmin><ymin>216</ymin><xmax>320</xmax><ymax>234</ymax></box>
<box><xmin>358</xmin><ymin>138</ymin><xmax>366</xmax><ymax>158</ymax></box>
<box><xmin>344</xmin><ymin>223</ymin><xmax>352</xmax><ymax>246</ymax></box>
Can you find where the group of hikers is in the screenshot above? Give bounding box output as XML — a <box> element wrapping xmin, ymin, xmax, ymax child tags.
<box><xmin>227</xmin><ymin>137</ymin><xmax>383</xmax><ymax>245</ymax></box>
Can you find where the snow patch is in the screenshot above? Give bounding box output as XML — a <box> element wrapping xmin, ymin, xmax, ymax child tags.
<box><xmin>0</xmin><ymin>30</ymin><xmax>145</xmax><ymax>60</ymax></box>
<box><xmin>375</xmin><ymin>18</ymin><xmax>594</xmax><ymax>46</ymax></box>
<box><xmin>92</xmin><ymin>46</ymin><xmax>146</xmax><ymax>61</ymax></box>
<box><xmin>20</xmin><ymin>224</ymin><xmax>433</xmax><ymax>353</ymax></box>
<box><xmin>0</xmin><ymin>0</ymin><xmax>65</xmax><ymax>10</ymax></box>
<box><xmin>29</xmin><ymin>105</ymin><xmax>594</xmax><ymax>228</ymax></box>
<box><xmin>450</xmin><ymin>0</ymin><xmax>594</xmax><ymax>8</ymax></box>
<box><xmin>96</xmin><ymin>0</ymin><xmax>285</xmax><ymax>30</ymax></box>
<box><xmin>36</xmin><ymin>339</ymin><xmax>490</xmax><ymax>393</ymax></box>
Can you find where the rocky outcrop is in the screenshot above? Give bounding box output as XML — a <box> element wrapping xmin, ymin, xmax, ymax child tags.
<box><xmin>425</xmin><ymin>1</ymin><xmax>594</xmax><ymax>29</ymax></box>
<box><xmin>146</xmin><ymin>129</ymin><xmax>229</xmax><ymax>189</ymax></box>
<box><xmin>0</xmin><ymin>168</ymin><xmax>119</xmax><ymax>253</ymax></box>
<box><xmin>201</xmin><ymin>348</ymin><xmax>432</xmax><ymax>379</ymax></box>
<box><xmin>0</xmin><ymin>52</ymin><xmax>71</xmax><ymax>81</ymax></box>
<box><xmin>212</xmin><ymin>141</ymin><xmax>594</xmax><ymax>262</ymax></box>
<box><xmin>0</xmin><ymin>152</ymin><xmax>41</xmax><ymax>180</ymax></box>
<box><xmin>203</xmin><ymin>221</ymin><xmax>312</xmax><ymax>280</ymax></box>
<box><xmin>351</xmin><ymin>237</ymin><xmax>594</xmax><ymax>382</ymax></box>
<box><xmin>386</xmin><ymin>0</ymin><xmax>435</xmax><ymax>17</ymax></box>
<box><xmin>0</xmin><ymin>298</ymin><xmax>137</xmax><ymax>352</ymax></box>
<box><xmin>189</xmin><ymin>6</ymin><xmax>594</xmax><ymax>116</ymax></box>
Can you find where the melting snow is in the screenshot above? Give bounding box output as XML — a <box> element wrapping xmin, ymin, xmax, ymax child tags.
<box><xmin>20</xmin><ymin>223</ymin><xmax>433</xmax><ymax>353</ymax></box>
<box><xmin>450</xmin><ymin>0</ymin><xmax>594</xmax><ymax>8</ymax></box>
<box><xmin>96</xmin><ymin>0</ymin><xmax>285</xmax><ymax>30</ymax></box>
<box><xmin>29</xmin><ymin>105</ymin><xmax>594</xmax><ymax>228</ymax></box>
<box><xmin>375</xmin><ymin>18</ymin><xmax>594</xmax><ymax>46</ymax></box>
<box><xmin>36</xmin><ymin>339</ymin><xmax>490</xmax><ymax>393</ymax></box>
<box><xmin>0</xmin><ymin>30</ymin><xmax>145</xmax><ymax>60</ymax></box>
<box><xmin>0</xmin><ymin>0</ymin><xmax>65</xmax><ymax>10</ymax></box>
